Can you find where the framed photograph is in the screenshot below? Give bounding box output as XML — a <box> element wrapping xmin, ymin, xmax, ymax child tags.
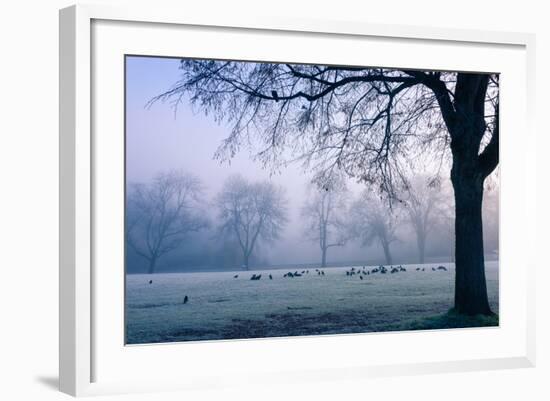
<box><xmin>59</xmin><ymin>4</ymin><xmax>536</xmax><ymax>396</ymax></box>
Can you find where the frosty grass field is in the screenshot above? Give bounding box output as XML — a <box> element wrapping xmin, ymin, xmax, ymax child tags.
<box><xmin>126</xmin><ymin>262</ymin><xmax>499</xmax><ymax>344</ymax></box>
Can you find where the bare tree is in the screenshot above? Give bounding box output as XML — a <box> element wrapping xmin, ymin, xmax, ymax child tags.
<box><xmin>152</xmin><ymin>61</ymin><xmax>499</xmax><ymax>315</ymax></box>
<box><xmin>482</xmin><ymin>183</ymin><xmax>499</xmax><ymax>258</ymax></box>
<box><xmin>301</xmin><ymin>182</ymin><xmax>348</xmax><ymax>267</ymax></box>
<box><xmin>126</xmin><ymin>170</ymin><xmax>208</xmax><ymax>274</ymax></box>
<box><xmin>402</xmin><ymin>175</ymin><xmax>444</xmax><ymax>264</ymax></box>
<box><xmin>349</xmin><ymin>191</ymin><xmax>399</xmax><ymax>265</ymax></box>
<box><xmin>216</xmin><ymin>175</ymin><xmax>287</xmax><ymax>270</ymax></box>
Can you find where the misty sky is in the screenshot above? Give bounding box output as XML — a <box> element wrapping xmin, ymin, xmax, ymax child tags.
<box><xmin>125</xmin><ymin>56</ymin><xmax>479</xmax><ymax>268</ymax></box>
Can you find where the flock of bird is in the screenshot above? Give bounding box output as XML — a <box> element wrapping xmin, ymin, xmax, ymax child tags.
<box><xmin>227</xmin><ymin>264</ymin><xmax>449</xmax><ymax>281</ymax></box>
<box><xmin>146</xmin><ymin>264</ymin><xmax>450</xmax><ymax>304</ymax></box>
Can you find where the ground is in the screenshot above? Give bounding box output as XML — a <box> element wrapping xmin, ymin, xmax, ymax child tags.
<box><xmin>125</xmin><ymin>261</ymin><xmax>499</xmax><ymax>344</ymax></box>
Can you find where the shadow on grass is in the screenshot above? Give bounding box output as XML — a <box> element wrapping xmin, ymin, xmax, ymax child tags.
<box><xmin>127</xmin><ymin>309</ymin><xmax>500</xmax><ymax>343</ymax></box>
<box><xmin>394</xmin><ymin>309</ymin><xmax>499</xmax><ymax>331</ymax></box>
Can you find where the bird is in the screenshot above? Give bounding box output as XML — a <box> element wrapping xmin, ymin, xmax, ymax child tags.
<box><xmin>148</xmin><ymin>279</ymin><xmax>153</xmax><ymax>284</ymax></box>
<box><xmin>269</xmin><ymin>274</ymin><xmax>273</xmax><ymax>280</ymax></box>
<box><xmin>271</xmin><ymin>90</ymin><xmax>279</xmax><ymax>102</ymax></box>
<box><xmin>360</xmin><ymin>275</ymin><xmax>364</xmax><ymax>280</ymax></box>
<box><xmin>233</xmin><ymin>274</ymin><xmax>239</xmax><ymax>278</ymax></box>
<box><xmin>183</xmin><ymin>295</ymin><xmax>188</xmax><ymax>304</ymax></box>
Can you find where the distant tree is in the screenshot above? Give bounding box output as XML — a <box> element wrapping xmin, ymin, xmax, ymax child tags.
<box><xmin>482</xmin><ymin>183</ymin><xmax>500</xmax><ymax>257</ymax></box>
<box><xmin>126</xmin><ymin>170</ymin><xmax>208</xmax><ymax>274</ymax></box>
<box><xmin>349</xmin><ymin>191</ymin><xmax>399</xmax><ymax>265</ymax></box>
<box><xmin>216</xmin><ymin>175</ymin><xmax>287</xmax><ymax>270</ymax></box>
<box><xmin>402</xmin><ymin>175</ymin><xmax>444</xmax><ymax>264</ymax></box>
<box><xmin>301</xmin><ymin>182</ymin><xmax>348</xmax><ymax>267</ymax></box>
<box><xmin>152</xmin><ymin>60</ymin><xmax>499</xmax><ymax>315</ymax></box>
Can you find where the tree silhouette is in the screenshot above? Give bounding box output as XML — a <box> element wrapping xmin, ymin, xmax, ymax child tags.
<box><xmin>402</xmin><ymin>176</ymin><xmax>445</xmax><ymax>264</ymax></box>
<box><xmin>301</xmin><ymin>182</ymin><xmax>348</xmax><ymax>267</ymax></box>
<box><xmin>152</xmin><ymin>61</ymin><xmax>498</xmax><ymax>315</ymax></box>
<box><xmin>349</xmin><ymin>190</ymin><xmax>399</xmax><ymax>265</ymax></box>
<box><xmin>126</xmin><ymin>170</ymin><xmax>208</xmax><ymax>274</ymax></box>
<box><xmin>216</xmin><ymin>175</ymin><xmax>287</xmax><ymax>270</ymax></box>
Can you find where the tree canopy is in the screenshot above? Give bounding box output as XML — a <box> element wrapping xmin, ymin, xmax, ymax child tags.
<box><xmin>152</xmin><ymin>61</ymin><xmax>498</xmax><ymax>200</ymax></box>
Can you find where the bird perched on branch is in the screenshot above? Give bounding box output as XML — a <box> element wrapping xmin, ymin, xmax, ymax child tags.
<box><xmin>271</xmin><ymin>90</ymin><xmax>279</xmax><ymax>102</ymax></box>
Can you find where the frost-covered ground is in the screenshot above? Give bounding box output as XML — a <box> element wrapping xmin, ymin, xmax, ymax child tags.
<box><xmin>126</xmin><ymin>262</ymin><xmax>499</xmax><ymax>344</ymax></box>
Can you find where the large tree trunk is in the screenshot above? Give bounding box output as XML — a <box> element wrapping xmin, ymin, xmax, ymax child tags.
<box><xmin>242</xmin><ymin>252</ymin><xmax>250</xmax><ymax>270</ymax></box>
<box><xmin>451</xmin><ymin>160</ymin><xmax>492</xmax><ymax>316</ymax></box>
<box><xmin>441</xmin><ymin>73</ymin><xmax>495</xmax><ymax>316</ymax></box>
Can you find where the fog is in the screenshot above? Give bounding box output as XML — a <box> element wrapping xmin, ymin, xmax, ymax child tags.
<box><xmin>125</xmin><ymin>56</ymin><xmax>498</xmax><ymax>273</ymax></box>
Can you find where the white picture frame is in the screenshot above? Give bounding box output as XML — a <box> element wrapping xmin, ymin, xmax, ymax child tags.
<box><xmin>59</xmin><ymin>3</ymin><xmax>536</xmax><ymax>397</ymax></box>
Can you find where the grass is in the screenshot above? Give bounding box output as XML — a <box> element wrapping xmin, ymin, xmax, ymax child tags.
<box><xmin>125</xmin><ymin>261</ymin><xmax>499</xmax><ymax>344</ymax></box>
<box><xmin>396</xmin><ymin>308</ymin><xmax>499</xmax><ymax>331</ymax></box>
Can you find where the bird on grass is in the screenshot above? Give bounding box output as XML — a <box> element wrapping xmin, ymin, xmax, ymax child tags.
<box><xmin>233</xmin><ymin>274</ymin><xmax>239</xmax><ymax>278</ymax></box>
<box><xmin>269</xmin><ymin>274</ymin><xmax>273</xmax><ymax>280</ymax></box>
<box><xmin>148</xmin><ymin>279</ymin><xmax>153</xmax><ymax>284</ymax></box>
<box><xmin>183</xmin><ymin>295</ymin><xmax>188</xmax><ymax>304</ymax></box>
